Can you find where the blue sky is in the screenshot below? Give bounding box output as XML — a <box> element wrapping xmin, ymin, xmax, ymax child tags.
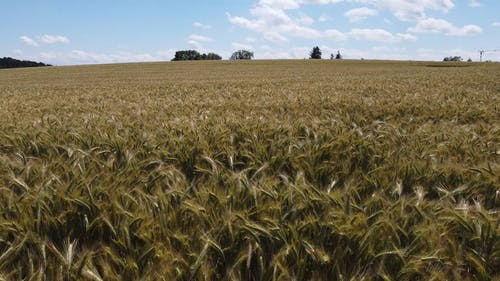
<box><xmin>2</xmin><ymin>0</ymin><xmax>499</xmax><ymax>65</ymax></box>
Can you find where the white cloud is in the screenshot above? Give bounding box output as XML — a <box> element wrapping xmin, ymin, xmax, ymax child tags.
<box><xmin>349</xmin><ymin>28</ymin><xmax>416</xmax><ymax>42</ymax></box>
<box><xmin>20</xmin><ymin>36</ymin><xmax>39</xmax><ymax>47</ymax></box>
<box><xmin>187</xmin><ymin>40</ymin><xmax>204</xmax><ymax>50</ymax></box>
<box><xmin>260</xmin><ymin>0</ymin><xmax>344</xmax><ymax>9</ymax></box>
<box><xmin>82</xmin><ymin>50</ymin><xmax>155</xmax><ymax>63</ymax></box>
<box><xmin>395</xmin><ymin>33</ymin><xmax>418</xmax><ymax>41</ymax></box>
<box><xmin>231</xmin><ymin>24</ymin><xmax>414</xmax><ymax>43</ymax></box>
<box><xmin>193</xmin><ymin>22</ymin><xmax>212</xmax><ymax>29</ymax></box>
<box><xmin>469</xmin><ymin>0</ymin><xmax>481</xmax><ymax>7</ymax></box>
<box><xmin>298</xmin><ymin>14</ymin><xmax>315</xmax><ymax>25</ymax></box>
<box><xmin>324</xmin><ymin>29</ymin><xmax>348</xmax><ymax>41</ymax></box>
<box><xmin>290</xmin><ymin>25</ymin><xmax>322</xmax><ymax>38</ymax></box>
<box><xmin>367</xmin><ymin>0</ymin><xmax>455</xmax><ymax>21</ymax></box>
<box><xmin>318</xmin><ymin>14</ymin><xmax>330</xmax><ymax>22</ymax></box>
<box><xmin>36</xmin><ymin>49</ymin><xmax>175</xmax><ymax>65</ymax></box>
<box><xmin>344</xmin><ymin>7</ymin><xmax>378</xmax><ymax>22</ymax></box>
<box><xmin>409</xmin><ymin>17</ymin><xmax>482</xmax><ymax>36</ymax></box>
<box><xmin>228</xmin><ymin>0</ymin><xmax>464</xmax><ymax>43</ymax></box>
<box><xmin>20</xmin><ymin>34</ymin><xmax>70</xmax><ymax>46</ymax></box>
<box><xmin>263</xmin><ymin>31</ymin><xmax>289</xmax><ymax>43</ymax></box>
<box><xmin>188</xmin><ymin>34</ymin><xmax>213</xmax><ymax>42</ymax></box>
<box><xmin>227</xmin><ymin>4</ymin><xmax>323</xmax><ymax>43</ymax></box>
<box><xmin>246</xmin><ymin>37</ymin><xmax>257</xmax><ymax>42</ymax></box>
<box><xmin>39</xmin><ymin>34</ymin><xmax>70</xmax><ymax>44</ymax></box>
<box><xmin>187</xmin><ymin>34</ymin><xmax>214</xmax><ymax>50</ymax></box>
<box><xmin>258</xmin><ymin>0</ymin><xmax>301</xmax><ymax>9</ymax></box>
<box><xmin>251</xmin><ymin>5</ymin><xmax>291</xmax><ymax>25</ymax></box>
<box><xmin>259</xmin><ymin>0</ymin><xmax>455</xmax><ymax>21</ymax></box>
<box><xmin>492</xmin><ymin>22</ymin><xmax>500</xmax><ymax>27</ymax></box>
<box><xmin>227</xmin><ymin>14</ymin><xmax>261</xmax><ymax>30</ymax></box>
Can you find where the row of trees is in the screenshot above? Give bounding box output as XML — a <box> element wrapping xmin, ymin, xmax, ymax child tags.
<box><xmin>172</xmin><ymin>50</ymin><xmax>254</xmax><ymax>61</ymax></box>
<box><xmin>172</xmin><ymin>48</ymin><xmax>475</xmax><ymax>62</ymax></box>
<box><xmin>172</xmin><ymin>47</ymin><xmax>343</xmax><ymax>61</ymax></box>
<box><xmin>172</xmin><ymin>50</ymin><xmax>222</xmax><ymax>61</ymax></box>
<box><xmin>0</xmin><ymin>57</ymin><xmax>51</xmax><ymax>69</ymax></box>
<box><xmin>443</xmin><ymin>56</ymin><xmax>463</xmax><ymax>62</ymax></box>
<box><xmin>309</xmin><ymin>46</ymin><xmax>342</xmax><ymax>60</ymax></box>
<box><xmin>3</xmin><ymin>49</ymin><xmax>477</xmax><ymax>67</ymax></box>
<box><xmin>173</xmin><ymin>47</ymin><xmax>474</xmax><ymax>62</ymax></box>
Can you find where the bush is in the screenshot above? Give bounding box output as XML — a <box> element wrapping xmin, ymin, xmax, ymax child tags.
<box><xmin>443</xmin><ymin>56</ymin><xmax>462</xmax><ymax>62</ymax></box>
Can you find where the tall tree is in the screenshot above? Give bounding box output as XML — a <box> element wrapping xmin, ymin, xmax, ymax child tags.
<box><xmin>310</xmin><ymin>46</ymin><xmax>322</xmax><ymax>59</ymax></box>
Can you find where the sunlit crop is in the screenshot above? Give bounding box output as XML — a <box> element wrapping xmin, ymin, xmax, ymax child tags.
<box><xmin>0</xmin><ymin>60</ymin><xmax>498</xmax><ymax>280</ymax></box>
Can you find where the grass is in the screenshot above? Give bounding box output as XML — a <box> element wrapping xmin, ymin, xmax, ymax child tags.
<box><xmin>0</xmin><ymin>59</ymin><xmax>499</xmax><ymax>280</ymax></box>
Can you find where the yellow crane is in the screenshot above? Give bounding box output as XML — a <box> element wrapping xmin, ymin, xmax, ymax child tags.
<box><xmin>479</xmin><ymin>49</ymin><xmax>500</xmax><ymax>62</ymax></box>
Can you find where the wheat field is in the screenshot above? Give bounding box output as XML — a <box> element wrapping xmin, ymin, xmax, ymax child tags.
<box><xmin>0</xmin><ymin>60</ymin><xmax>499</xmax><ymax>280</ymax></box>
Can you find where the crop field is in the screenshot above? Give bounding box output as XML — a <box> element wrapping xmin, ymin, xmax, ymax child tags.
<box><xmin>0</xmin><ymin>60</ymin><xmax>499</xmax><ymax>280</ymax></box>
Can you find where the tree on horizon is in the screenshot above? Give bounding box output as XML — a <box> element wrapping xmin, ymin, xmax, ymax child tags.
<box><xmin>230</xmin><ymin>50</ymin><xmax>254</xmax><ymax>60</ymax></box>
<box><xmin>172</xmin><ymin>50</ymin><xmax>222</xmax><ymax>61</ymax></box>
<box><xmin>0</xmin><ymin>57</ymin><xmax>51</xmax><ymax>69</ymax></box>
<box><xmin>310</xmin><ymin>46</ymin><xmax>321</xmax><ymax>59</ymax></box>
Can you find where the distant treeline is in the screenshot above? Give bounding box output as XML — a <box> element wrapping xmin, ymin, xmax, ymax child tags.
<box><xmin>172</xmin><ymin>50</ymin><xmax>222</xmax><ymax>61</ymax></box>
<box><xmin>0</xmin><ymin>57</ymin><xmax>51</xmax><ymax>69</ymax></box>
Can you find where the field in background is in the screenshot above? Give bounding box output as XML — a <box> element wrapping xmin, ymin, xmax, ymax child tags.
<box><xmin>0</xmin><ymin>60</ymin><xmax>499</xmax><ymax>280</ymax></box>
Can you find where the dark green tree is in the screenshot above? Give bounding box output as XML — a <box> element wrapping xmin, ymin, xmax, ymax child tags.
<box><xmin>309</xmin><ymin>46</ymin><xmax>322</xmax><ymax>59</ymax></box>
<box><xmin>443</xmin><ymin>56</ymin><xmax>462</xmax><ymax>62</ymax></box>
<box><xmin>206</xmin><ymin>53</ymin><xmax>222</xmax><ymax>60</ymax></box>
<box><xmin>335</xmin><ymin>51</ymin><xmax>342</xmax><ymax>60</ymax></box>
<box><xmin>172</xmin><ymin>50</ymin><xmax>201</xmax><ymax>61</ymax></box>
<box><xmin>0</xmin><ymin>57</ymin><xmax>51</xmax><ymax>69</ymax></box>
<box><xmin>172</xmin><ymin>50</ymin><xmax>222</xmax><ymax>61</ymax></box>
<box><xmin>230</xmin><ymin>50</ymin><xmax>254</xmax><ymax>60</ymax></box>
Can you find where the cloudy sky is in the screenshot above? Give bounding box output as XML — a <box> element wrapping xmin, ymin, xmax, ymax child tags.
<box><xmin>2</xmin><ymin>0</ymin><xmax>499</xmax><ymax>65</ymax></box>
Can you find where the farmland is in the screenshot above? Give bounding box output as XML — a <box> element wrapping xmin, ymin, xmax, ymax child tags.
<box><xmin>0</xmin><ymin>60</ymin><xmax>499</xmax><ymax>280</ymax></box>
